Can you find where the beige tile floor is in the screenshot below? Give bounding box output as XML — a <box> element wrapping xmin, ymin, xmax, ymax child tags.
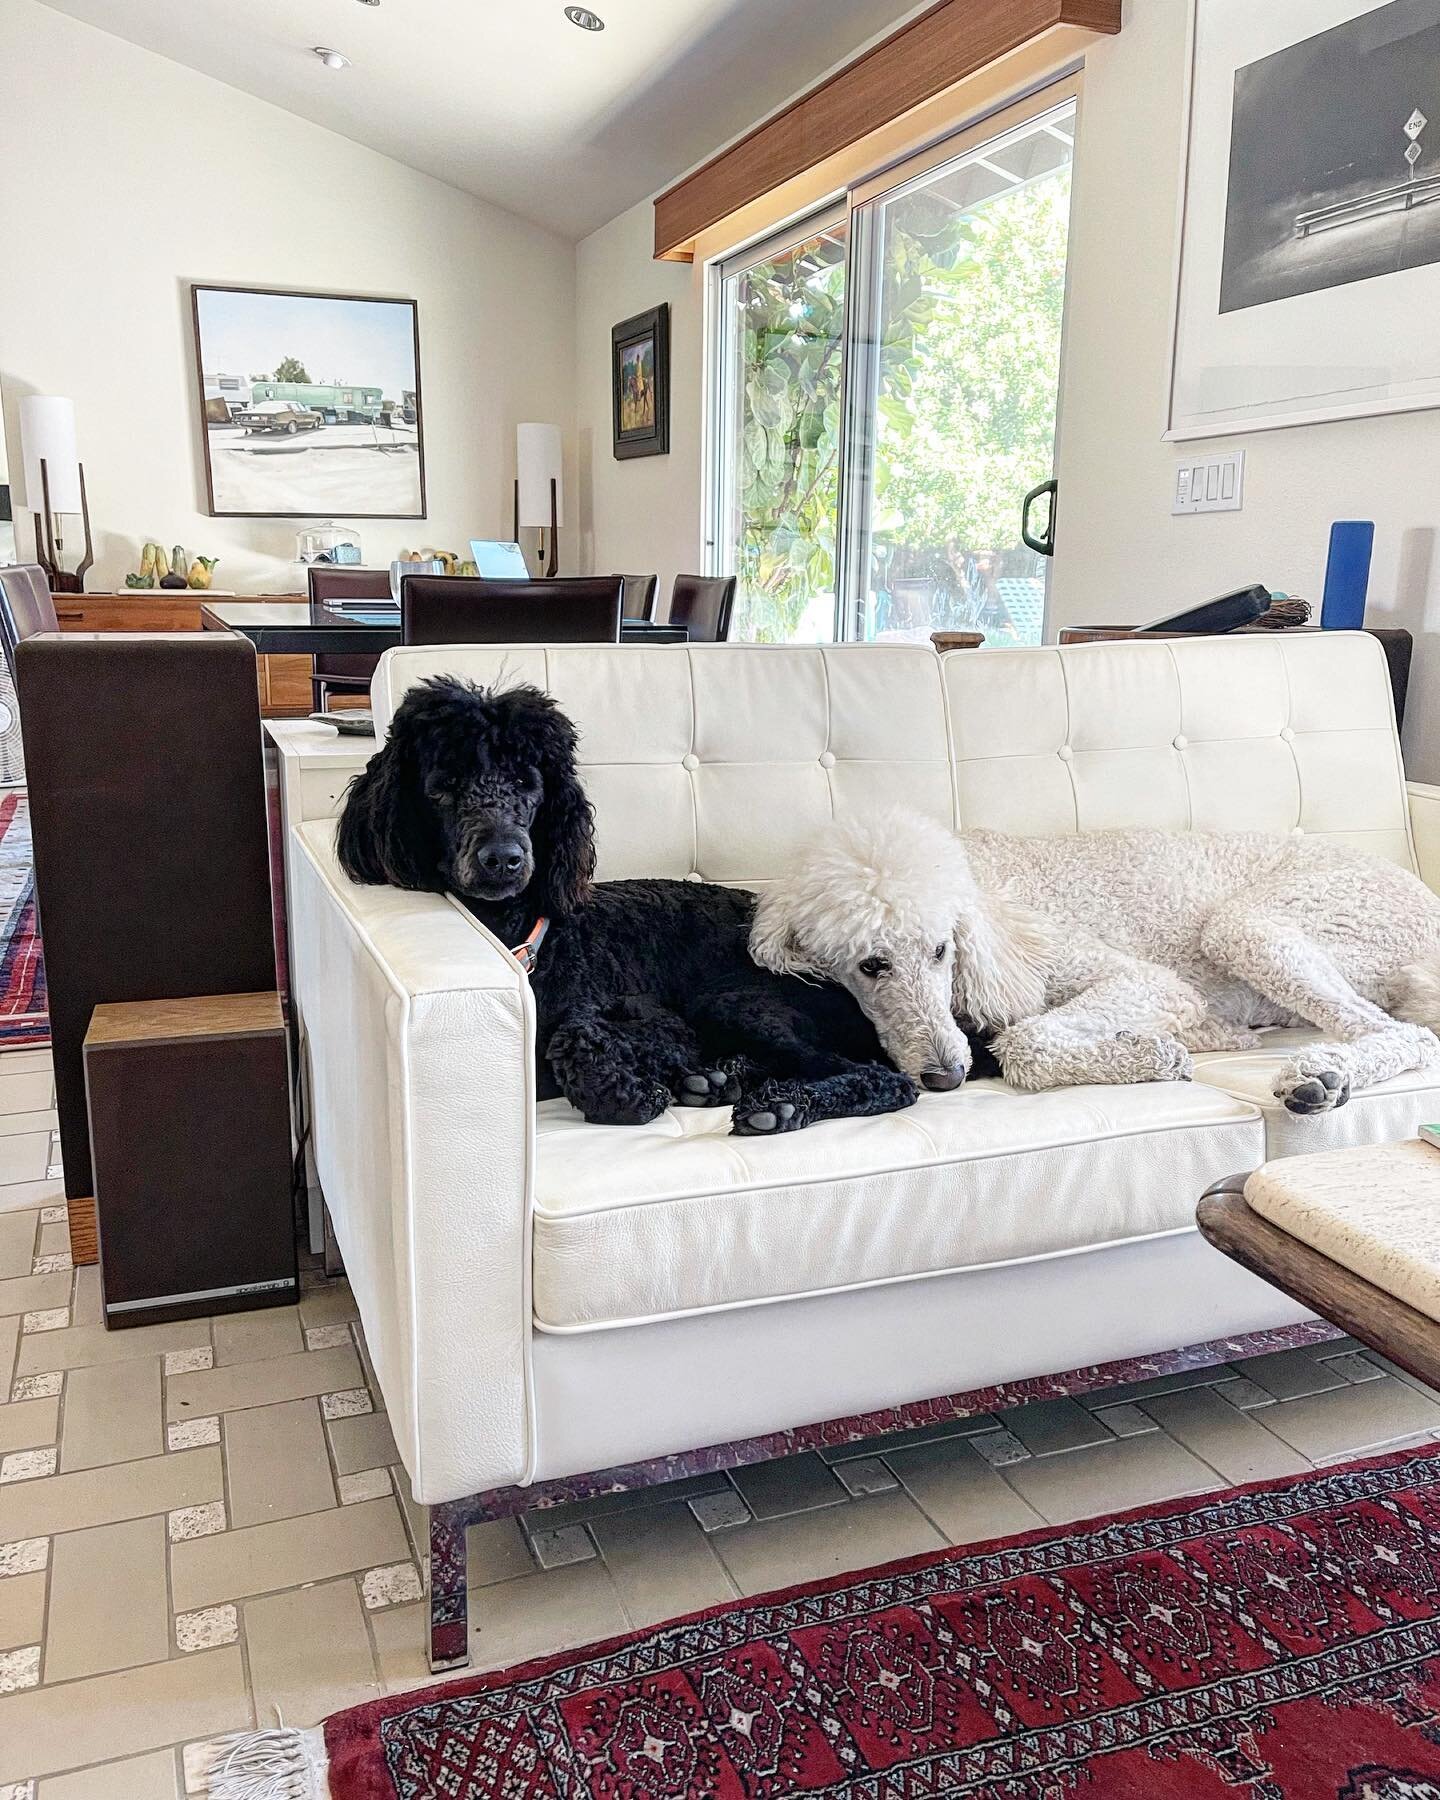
<box><xmin>4</xmin><ymin>1047</ymin><xmax>1440</xmax><ymax>1794</ymax></box>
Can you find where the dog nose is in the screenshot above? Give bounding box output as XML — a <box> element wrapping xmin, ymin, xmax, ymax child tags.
<box><xmin>921</xmin><ymin>1068</ymin><xmax>966</xmax><ymax>1092</ymax></box>
<box><xmin>481</xmin><ymin>844</ymin><xmax>525</xmax><ymax>878</ymax></box>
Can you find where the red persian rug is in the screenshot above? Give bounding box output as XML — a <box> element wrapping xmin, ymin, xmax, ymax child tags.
<box><xmin>0</xmin><ymin>793</ymin><xmax>47</xmax><ymax>1049</ymax></box>
<box><xmin>216</xmin><ymin>1446</ymin><xmax>1440</xmax><ymax>1799</ymax></box>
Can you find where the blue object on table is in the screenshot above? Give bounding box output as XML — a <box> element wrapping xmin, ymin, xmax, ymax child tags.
<box><xmin>1320</xmin><ymin>520</ymin><xmax>1374</xmax><ymax>629</ymax></box>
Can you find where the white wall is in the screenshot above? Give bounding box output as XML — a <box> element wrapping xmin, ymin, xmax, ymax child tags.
<box><xmin>574</xmin><ymin>201</ymin><xmax>704</xmax><ymax>598</ymax></box>
<box><xmin>568</xmin><ymin>0</ymin><xmax>1440</xmax><ymax>780</ymax></box>
<box><xmin>0</xmin><ymin>0</ymin><xmax>576</xmax><ymax>595</ymax></box>
<box><xmin>1052</xmin><ymin>0</ymin><xmax>1440</xmax><ymax>778</ymax></box>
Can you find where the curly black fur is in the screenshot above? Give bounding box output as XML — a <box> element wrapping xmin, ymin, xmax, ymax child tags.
<box><xmin>337</xmin><ymin>677</ymin><xmax>988</xmax><ymax>1132</ymax></box>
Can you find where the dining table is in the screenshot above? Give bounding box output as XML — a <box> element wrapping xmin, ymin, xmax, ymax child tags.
<box><xmin>199</xmin><ymin>599</ymin><xmax>689</xmax><ymax>655</ymax></box>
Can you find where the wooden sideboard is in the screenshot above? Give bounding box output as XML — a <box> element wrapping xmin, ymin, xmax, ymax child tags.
<box><xmin>54</xmin><ymin>592</ymin><xmax>314</xmax><ymax>717</ymax></box>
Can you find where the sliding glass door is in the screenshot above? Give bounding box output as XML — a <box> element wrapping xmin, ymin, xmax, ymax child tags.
<box><xmin>708</xmin><ymin>82</ymin><xmax>1077</xmax><ymax>646</ymax></box>
<box><xmin>713</xmin><ymin>211</ymin><xmax>848</xmax><ymax>643</ymax></box>
<box><xmin>842</xmin><ymin>94</ymin><xmax>1075</xmax><ymax>645</ymax></box>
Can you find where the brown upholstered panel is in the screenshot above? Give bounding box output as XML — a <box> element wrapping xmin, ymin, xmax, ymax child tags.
<box><xmin>401</xmin><ymin>576</ymin><xmax>623</xmax><ymax>645</ymax></box>
<box><xmin>619</xmin><ymin>574</ymin><xmax>659</xmax><ymax>622</ymax></box>
<box><xmin>668</xmin><ymin>574</ymin><xmax>736</xmax><ymax>643</ymax></box>
<box><xmin>307</xmin><ymin>567</ymin><xmax>390</xmax><ymax>688</ymax></box>
<box><xmin>16</xmin><ymin>632</ymin><xmax>278</xmax><ymax>1199</ymax></box>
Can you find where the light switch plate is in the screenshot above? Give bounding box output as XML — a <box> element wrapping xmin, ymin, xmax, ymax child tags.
<box><xmin>1173</xmin><ymin>449</ymin><xmax>1244</xmax><ymax>515</ymax></box>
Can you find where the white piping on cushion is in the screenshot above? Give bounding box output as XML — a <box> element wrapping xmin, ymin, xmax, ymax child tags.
<box><xmin>529</xmin><ymin>1101</ymin><xmax>1264</xmax><ymax>1219</ymax></box>
<box><xmin>531</xmin><ymin>1220</ymin><xmax>1212</xmax><ymax>1335</ymax></box>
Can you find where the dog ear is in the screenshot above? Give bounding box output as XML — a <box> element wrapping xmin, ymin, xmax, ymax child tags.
<box><xmin>951</xmin><ymin>890</ymin><xmax>1051</xmax><ymax>1028</ymax></box>
<box><xmin>521</xmin><ymin>697</ymin><xmax>596</xmax><ymax>918</ymax></box>
<box><xmin>335</xmin><ymin>704</ymin><xmax>444</xmax><ymax>891</ymax></box>
<box><xmin>748</xmin><ymin>889</ymin><xmax>823</xmax><ymax>978</ymax></box>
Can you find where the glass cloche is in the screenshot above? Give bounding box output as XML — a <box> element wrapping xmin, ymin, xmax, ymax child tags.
<box><xmin>295</xmin><ymin>522</ymin><xmax>363</xmax><ymax>565</ymax></box>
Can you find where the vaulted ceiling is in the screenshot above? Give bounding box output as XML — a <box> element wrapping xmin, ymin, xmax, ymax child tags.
<box><xmin>40</xmin><ymin>0</ymin><xmax>924</xmax><ymax>238</ymax></box>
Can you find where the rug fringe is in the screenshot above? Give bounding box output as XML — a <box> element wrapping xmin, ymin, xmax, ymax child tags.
<box><xmin>203</xmin><ymin>1726</ymin><xmax>329</xmax><ymax>1799</ymax></box>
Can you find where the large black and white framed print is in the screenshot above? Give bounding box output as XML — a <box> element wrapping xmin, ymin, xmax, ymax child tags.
<box><xmin>1167</xmin><ymin>0</ymin><xmax>1440</xmax><ymax>439</ymax></box>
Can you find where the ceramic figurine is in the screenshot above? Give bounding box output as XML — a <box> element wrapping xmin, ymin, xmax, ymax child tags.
<box><xmin>160</xmin><ymin>543</ymin><xmax>189</xmax><ymax>589</ymax></box>
<box><xmin>125</xmin><ymin>542</ymin><xmax>158</xmax><ymax>588</ymax></box>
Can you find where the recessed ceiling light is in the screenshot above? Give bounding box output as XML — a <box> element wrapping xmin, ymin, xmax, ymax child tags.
<box><xmin>312</xmin><ymin>45</ymin><xmax>351</xmax><ymax>69</ymax></box>
<box><xmin>564</xmin><ymin>6</ymin><xmax>605</xmax><ymax>30</ymax></box>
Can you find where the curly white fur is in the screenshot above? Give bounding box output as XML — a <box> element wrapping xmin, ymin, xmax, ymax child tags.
<box><xmin>752</xmin><ymin>811</ymin><xmax>1440</xmax><ymax>1116</ymax></box>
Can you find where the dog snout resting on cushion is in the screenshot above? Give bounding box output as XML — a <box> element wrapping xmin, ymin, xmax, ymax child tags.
<box><xmin>753</xmin><ymin>810</ymin><xmax>1440</xmax><ymax>1116</ymax></box>
<box><xmin>335</xmin><ymin>676</ymin><xmax>921</xmax><ymax>1135</ymax></box>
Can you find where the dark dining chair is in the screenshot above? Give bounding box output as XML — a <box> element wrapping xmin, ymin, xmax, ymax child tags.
<box><xmin>618</xmin><ymin>574</ymin><xmax>658</xmax><ymax>623</ymax></box>
<box><xmin>307</xmin><ymin>566</ymin><xmax>391</xmax><ymax>711</ymax></box>
<box><xmin>668</xmin><ymin>574</ymin><xmax>736</xmax><ymax>643</ymax></box>
<box><xmin>0</xmin><ymin>564</ymin><xmax>58</xmax><ymax>681</ymax></box>
<box><xmin>402</xmin><ymin>576</ymin><xmax>623</xmax><ymax>646</ymax></box>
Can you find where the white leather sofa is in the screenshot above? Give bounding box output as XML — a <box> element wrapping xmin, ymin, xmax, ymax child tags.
<box><xmin>287</xmin><ymin>629</ymin><xmax>1440</xmax><ymax>1668</ymax></box>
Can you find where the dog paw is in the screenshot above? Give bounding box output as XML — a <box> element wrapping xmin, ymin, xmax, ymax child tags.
<box><xmin>732</xmin><ymin>1082</ymin><xmax>810</xmax><ymax>1136</ymax></box>
<box><xmin>1114</xmin><ymin>1031</ymin><xmax>1193</xmax><ymax>1082</ymax></box>
<box><xmin>676</xmin><ymin>1068</ymin><xmax>740</xmax><ymax>1108</ymax></box>
<box><xmin>1276</xmin><ymin>1066</ymin><xmax>1350</xmax><ymax>1116</ymax></box>
<box><xmin>583</xmin><ymin>1082</ymin><xmax>672</xmax><ymax>1127</ymax></box>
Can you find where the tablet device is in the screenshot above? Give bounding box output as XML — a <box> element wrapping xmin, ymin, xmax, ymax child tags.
<box><xmin>469</xmin><ymin>540</ymin><xmax>531</xmax><ymax>580</ymax></box>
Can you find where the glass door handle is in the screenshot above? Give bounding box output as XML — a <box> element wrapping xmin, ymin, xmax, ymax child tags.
<box><xmin>1021</xmin><ymin>478</ymin><xmax>1058</xmax><ymax>556</ymax></box>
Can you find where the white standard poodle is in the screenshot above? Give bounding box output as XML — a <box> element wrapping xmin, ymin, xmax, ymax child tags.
<box><xmin>750</xmin><ymin>811</ymin><xmax>1440</xmax><ymax>1116</ymax></box>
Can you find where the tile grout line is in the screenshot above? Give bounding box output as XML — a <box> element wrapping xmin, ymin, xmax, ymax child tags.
<box><xmin>875</xmin><ymin>1457</ymin><xmax>972</xmax><ymax>1550</ymax></box>
<box><xmin>356</xmin><ymin>1567</ymin><xmax>391</xmax><ymax>1701</ymax></box>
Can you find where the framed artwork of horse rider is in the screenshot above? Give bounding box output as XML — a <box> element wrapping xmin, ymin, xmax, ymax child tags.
<box><xmin>611</xmin><ymin>304</ymin><xmax>670</xmax><ymax>460</ymax></box>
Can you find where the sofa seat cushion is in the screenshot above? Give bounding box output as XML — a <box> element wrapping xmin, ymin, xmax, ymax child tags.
<box><xmin>1192</xmin><ymin>1028</ymin><xmax>1440</xmax><ymax>1158</ymax></box>
<box><xmin>529</xmin><ymin>1079</ymin><xmax>1263</xmax><ymax>1331</ymax></box>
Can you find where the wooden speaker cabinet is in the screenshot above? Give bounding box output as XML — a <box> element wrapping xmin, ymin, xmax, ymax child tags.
<box><xmin>16</xmin><ymin>632</ymin><xmax>280</xmax><ymax>1268</ymax></box>
<box><xmin>84</xmin><ymin>993</ymin><xmax>296</xmax><ymax>1327</ymax></box>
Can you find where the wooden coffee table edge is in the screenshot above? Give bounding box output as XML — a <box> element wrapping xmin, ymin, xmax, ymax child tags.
<box><xmin>1197</xmin><ymin>1178</ymin><xmax>1440</xmax><ymax>1394</ymax></box>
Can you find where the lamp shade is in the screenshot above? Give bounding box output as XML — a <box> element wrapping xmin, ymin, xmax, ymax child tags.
<box><xmin>20</xmin><ymin>397</ymin><xmax>82</xmax><ymax>515</ymax></box>
<box><xmin>516</xmin><ymin>423</ymin><xmax>563</xmax><ymax>529</ymax></box>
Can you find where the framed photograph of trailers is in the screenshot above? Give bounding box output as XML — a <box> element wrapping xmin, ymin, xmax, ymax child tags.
<box><xmin>1166</xmin><ymin>0</ymin><xmax>1440</xmax><ymax>439</ymax></box>
<box><xmin>191</xmin><ymin>284</ymin><xmax>426</xmax><ymax>517</ymax></box>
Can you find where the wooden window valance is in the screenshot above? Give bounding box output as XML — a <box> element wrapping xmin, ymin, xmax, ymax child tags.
<box><xmin>652</xmin><ymin>0</ymin><xmax>1120</xmax><ymax>262</ymax></box>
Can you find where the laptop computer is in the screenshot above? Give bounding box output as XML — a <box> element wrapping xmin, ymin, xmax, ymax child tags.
<box><xmin>469</xmin><ymin>540</ymin><xmax>532</xmax><ymax>580</ymax></box>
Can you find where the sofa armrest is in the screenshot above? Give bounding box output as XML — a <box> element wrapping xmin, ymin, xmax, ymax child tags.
<box><xmin>1409</xmin><ymin>783</ymin><xmax>1440</xmax><ymax>895</ymax></box>
<box><xmin>290</xmin><ymin>820</ymin><xmax>536</xmax><ymax>1504</ymax></box>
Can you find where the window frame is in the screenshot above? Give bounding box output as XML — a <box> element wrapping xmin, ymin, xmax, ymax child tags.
<box><xmin>702</xmin><ymin>201</ymin><xmax>849</xmax><ymax>606</ymax></box>
<box><xmin>703</xmin><ymin>71</ymin><xmax>1082</xmax><ymax>645</ymax></box>
<box><xmin>838</xmin><ymin>78</ymin><xmax>1081</xmax><ymax>646</ymax></box>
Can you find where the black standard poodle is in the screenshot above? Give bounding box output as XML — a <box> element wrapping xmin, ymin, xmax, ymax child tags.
<box><xmin>335</xmin><ymin>676</ymin><xmax>927</xmax><ymax>1135</ymax></box>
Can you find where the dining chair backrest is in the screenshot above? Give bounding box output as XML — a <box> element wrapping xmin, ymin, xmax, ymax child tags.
<box><xmin>306</xmin><ymin>567</ymin><xmax>391</xmax><ymax>683</ymax></box>
<box><xmin>307</xmin><ymin>566</ymin><xmax>393</xmax><ymax>605</ymax></box>
<box><xmin>618</xmin><ymin>574</ymin><xmax>658</xmax><ymax>623</ymax></box>
<box><xmin>668</xmin><ymin>573</ymin><xmax>736</xmax><ymax>643</ymax></box>
<box><xmin>402</xmin><ymin>576</ymin><xmax>623</xmax><ymax>646</ymax></box>
<box><xmin>0</xmin><ymin>565</ymin><xmax>58</xmax><ymax>681</ymax></box>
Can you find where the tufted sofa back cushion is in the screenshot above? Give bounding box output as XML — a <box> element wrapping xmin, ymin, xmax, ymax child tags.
<box><xmin>372</xmin><ymin>633</ymin><xmax>1414</xmax><ymax>884</ymax></box>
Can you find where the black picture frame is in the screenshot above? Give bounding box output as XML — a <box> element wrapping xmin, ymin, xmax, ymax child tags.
<box><xmin>190</xmin><ymin>282</ymin><xmax>427</xmax><ymax>519</ymax></box>
<box><xmin>611</xmin><ymin>304</ymin><xmax>670</xmax><ymax>460</ymax></box>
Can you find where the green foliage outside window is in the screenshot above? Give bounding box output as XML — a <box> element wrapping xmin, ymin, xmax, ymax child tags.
<box><xmin>730</xmin><ymin>173</ymin><xmax>1070</xmax><ymax>643</ymax></box>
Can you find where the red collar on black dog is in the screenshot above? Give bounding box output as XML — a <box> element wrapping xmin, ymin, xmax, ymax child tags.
<box><xmin>510</xmin><ymin>916</ymin><xmax>550</xmax><ymax>976</ymax></box>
